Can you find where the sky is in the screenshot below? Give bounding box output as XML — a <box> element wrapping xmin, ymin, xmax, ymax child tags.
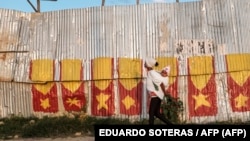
<box><xmin>0</xmin><ymin>0</ymin><xmax>200</xmax><ymax>13</ymax></box>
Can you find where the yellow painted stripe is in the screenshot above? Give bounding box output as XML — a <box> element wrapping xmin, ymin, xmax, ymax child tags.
<box><xmin>33</xmin><ymin>82</ymin><xmax>55</xmax><ymax>95</ymax></box>
<box><xmin>118</xmin><ymin>58</ymin><xmax>141</xmax><ymax>78</ymax></box>
<box><xmin>226</xmin><ymin>53</ymin><xmax>250</xmax><ymax>86</ymax></box>
<box><xmin>61</xmin><ymin>82</ymin><xmax>82</xmax><ymax>93</ymax></box>
<box><xmin>226</xmin><ymin>53</ymin><xmax>250</xmax><ymax>72</ymax></box>
<box><xmin>31</xmin><ymin>59</ymin><xmax>54</xmax><ymax>81</ymax></box>
<box><xmin>93</xmin><ymin>57</ymin><xmax>113</xmax><ymax>90</ymax></box>
<box><xmin>189</xmin><ymin>56</ymin><xmax>213</xmax><ymax>75</ymax></box>
<box><xmin>118</xmin><ymin>58</ymin><xmax>142</xmax><ymax>90</ymax></box>
<box><xmin>189</xmin><ymin>56</ymin><xmax>213</xmax><ymax>90</ymax></box>
<box><xmin>93</xmin><ymin>57</ymin><xmax>113</xmax><ymax>80</ymax></box>
<box><xmin>61</xmin><ymin>59</ymin><xmax>82</xmax><ymax>81</ymax></box>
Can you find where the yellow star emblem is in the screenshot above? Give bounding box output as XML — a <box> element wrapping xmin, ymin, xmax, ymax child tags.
<box><xmin>66</xmin><ymin>97</ymin><xmax>81</xmax><ymax>108</ymax></box>
<box><xmin>96</xmin><ymin>93</ymin><xmax>110</xmax><ymax>110</ymax></box>
<box><xmin>40</xmin><ymin>98</ymin><xmax>50</xmax><ymax>109</ymax></box>
<box><xmin>235</xmin><ymin>93</ymin><xmax>249</xmax><ymax>108</ymax></box>
<box><xmin>192</xmin><ymin>93</ymin><xmax>211</xmax><ymax>110</ymax></box>
<box><xmin>122</xmin><ymin>95</ymin><xmax>135</xmax><ymax>110</ymax></box>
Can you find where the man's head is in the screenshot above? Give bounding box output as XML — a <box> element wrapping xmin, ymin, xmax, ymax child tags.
<box><xmin>161</xmin><ymin>66</ymin><xmax>170</xmax><ymax>77</ymax></box>
<box><xmin>144</xmin><ymin>58</ymin><xmax>158</xmax><ymax>69</ymax></box>
<box><xmin>161</xmin><ymin>69</ymin><xmax>168</xmax><ymax>77</ymax></box>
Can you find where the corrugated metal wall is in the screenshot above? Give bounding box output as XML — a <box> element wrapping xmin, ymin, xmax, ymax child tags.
<box><xmin>1</xmin><ymin>0</ymin><xmax>250</xmax><ymax>123</ymax></box>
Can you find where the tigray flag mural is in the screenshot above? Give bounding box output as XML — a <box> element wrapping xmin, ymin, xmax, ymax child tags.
<box><xmin>188</xmin><ymin>56</ymin><xmax>217</xmax><ymax>117</ymax></box>
<box><xmin>29</xmin><ymin>59</ymin><xmax>58</xmax><ymax>112</ymax></box>
<box><xmin>91</xmin><ymin>57</ymin><xmax>114</xmax><ymax>116</ymax></box>
<box><xmin>118</xmin><ymin>58</ymin><xmax>142</xmax><ymax>115</ymax></box>
<box><xmin>60</xmin><ymin>59</ymin><xmax>85</xmax><ymax>111</ymax></box>
<box><xmin>155</xmin><ymin>57</ymin><xmax>178</xmax><ymax>98</ymax></box>
<box><xmin>226</xmin><ymin>54</ymin><xmax>250</xmax><ymax>112</ymax></box>
<box><xmin>61</xmin><ymin>82</ymin><xmax>85</xmax><ymax>111</ymax></box>
<box><xmin>31</xmin><ymin>83</ymin><xmax>58</xmax><ymax>112</ymax></box>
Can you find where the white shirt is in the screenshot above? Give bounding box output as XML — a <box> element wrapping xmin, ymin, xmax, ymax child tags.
<box><xmin>146</xmin><ymin>70</ymin><xmax>169</xmax><ymax>100</ymax></box>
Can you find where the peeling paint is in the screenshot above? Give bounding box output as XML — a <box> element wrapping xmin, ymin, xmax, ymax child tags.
<box><xmin>0</xmin><ymin>53</ymin><xmax>6</xmax><ymax>60</ymax></box>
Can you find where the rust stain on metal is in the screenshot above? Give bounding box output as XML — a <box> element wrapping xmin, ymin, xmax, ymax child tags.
<box><xmin>30</xmin><ymin>13</ymin><xmax>43</xmax><ymax>28</ymax></box>
<box><xmin>0</xmin><ymin>76</ymin><xmax>12</xmax><ymax>81</ymax></box>
<box><xmin>0</xmin><ymin>53</ymin><xmax>15</xmax><ymax>61</ymax></box>
<box><xmin>0</xmin><ymin>53</ymin><xmax>7</xmax><ymax>61</ymax></box>
<box><xmin>0</xmin><ymin>53</ymin><xmax>15</xmax><ymax>60</ymax></box>
<box><xmin>31</xmin><ymin>12</ymin><xmax>43</xmax><ymax>18</ymax></box>
<box><xmin>0</xmin><ymin>31</ymin><xmax>18</xmax><ymax>50</ymax></box>
<box><xmin>28</xmin><ymin>12</ymin><xmax>44</xmax><ymax>35</ymax></box>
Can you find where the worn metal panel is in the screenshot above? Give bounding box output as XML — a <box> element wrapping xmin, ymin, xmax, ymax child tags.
<box><xmin>2</xmin><ymin>0</ymin><xmax>249</xmax><ymax>82</ymax></box>
<box><xmin>0</xmin><ymin>82</ymin><xmax>32</xmax><ymax>118</ymax></box>
<box><xmin>0</xmin><ymin>9</ymin><xmax>30</xmax><ymax>82</ymax></box>
<box><xmin>0</xmin><ymin>53</ymin><xmax>15</xmax><ymax>81</ymax></box>
<box><xmin>1</xmin><ymin>0</ymin><xmax>250</xmax><ymax>124</ymax></box>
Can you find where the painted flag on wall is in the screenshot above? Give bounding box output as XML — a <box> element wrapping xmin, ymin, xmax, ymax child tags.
<box><xmin>91</xmin><ymin>57</ymin><xmax>114</xmax><ymax>116</ymax></box>
<box><xmin>118</xmin><ymin>58</ymin><xmax>142</xmax><ymax>115</ymax></box>
<box><xmin>188</xmin><ymin>56</ymin><xmax>217</xmax><ymax>117</ymax></box>
<box><xmin>226</xmin><ymin>53</ymin><xmax>250</xmax><ymax>112</ymax></box>
<box><xmin>61</xmin><ymin>82</ymin><xmax>85</xmax><ymax>111</ymax></box>
<box><xmin>30</xmin><ymin>59</ymin><xmax>58</xmax><ymax>112</ymax></box>
<box><xmin>60</xmin><ymin>59</ymin><xmax>85</xmax><ymax>111</ymax></box>
<box><xmin>156</xmin><ymin>57</ymin><xmax>179</xmax><ymax>98</ymax></box>
<box><xmin>32</xmin><ymin>82</ymin><xmax>58</xmax><ymax>112</ymax></box>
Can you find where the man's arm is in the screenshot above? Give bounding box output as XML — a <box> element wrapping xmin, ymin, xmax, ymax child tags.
<box><xmin>160</xmin><ymin>83</ymin><xmax>167</xmax><ymax>95</ymax></box>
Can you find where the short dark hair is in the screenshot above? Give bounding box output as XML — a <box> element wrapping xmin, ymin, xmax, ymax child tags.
<box><xmin>155</xmin><ymin>62</ymin><xmax>159</xmax><ymax>67</ymax></box>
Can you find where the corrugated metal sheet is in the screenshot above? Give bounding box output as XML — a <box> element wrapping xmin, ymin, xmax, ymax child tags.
<box><xmin>1</xmin><ymin>0</ymin><xmax>250</xmax><ymax>123</ymax></box>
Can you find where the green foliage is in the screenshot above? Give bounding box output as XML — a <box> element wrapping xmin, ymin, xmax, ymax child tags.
<box><xmin>22</xmin><ymin>116</ymin><xmax>83</xmax><ymax>138</ymax></box>
<box><xmin>161</xmin><ymin>94</ymin><xmax>184</xmax><ymax>124</ymax></box>
<box><xmin>0</xmin><ymin>116</ymin><xmax>39</xmax><ymax>139</ymax></box>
